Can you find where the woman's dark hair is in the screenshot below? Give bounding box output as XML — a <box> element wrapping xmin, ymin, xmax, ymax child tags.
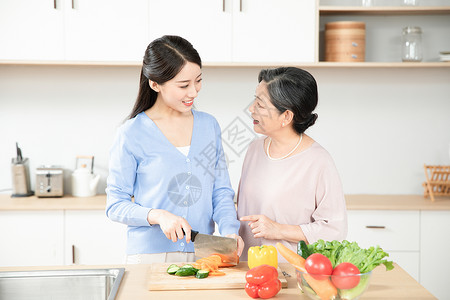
<box><xmin>258</xmin><ymin>67</ymin><xmax>318</xmax><ymax>134</ymax></box>
<box><xmin>128</xmin><ymin>35</ymin><xmax>202</xmax><ymax>119</ymax></box>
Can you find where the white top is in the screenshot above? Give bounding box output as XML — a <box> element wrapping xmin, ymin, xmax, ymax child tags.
<box><xmin>176</xmin><ymin>145</ymin><xmax>190</xmax><ymax>156</ymax></box>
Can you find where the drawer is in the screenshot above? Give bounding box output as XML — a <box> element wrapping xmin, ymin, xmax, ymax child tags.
<box><xmin>347</xmin><ymin>210</ymin><xmax>420</xmax><ymax>251</ymax></box>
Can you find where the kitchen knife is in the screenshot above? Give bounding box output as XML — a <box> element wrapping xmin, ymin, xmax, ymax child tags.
<box><xmin>185</xmin><ymin>229</ymin><xmax>238</xmax><ymax>266</ymax></box>
<box><xmin>16</xmin><ymin>142</ymin><xmax>23</xmax><ymax>163</ymax></box>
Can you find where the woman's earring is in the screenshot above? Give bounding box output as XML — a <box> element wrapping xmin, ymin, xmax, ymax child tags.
<box><xmin>282</xmin><ymin>122</ymin><xmax>285</xmax><ymax>127</ymax></box>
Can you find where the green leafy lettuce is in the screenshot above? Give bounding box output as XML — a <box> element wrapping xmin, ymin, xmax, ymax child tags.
<box><xmin>301</xmin><ymin>239</ymin><xmax>394</xmax><ymax>273</ymax></box>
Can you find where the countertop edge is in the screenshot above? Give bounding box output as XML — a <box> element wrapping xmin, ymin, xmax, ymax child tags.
<box><xmin>0</xmin><ymin>263</ymin><xmax>436</xmax><ymax>299</ymax></box>
<box><xmin>0</xmin><ymin>194</ymin><xmax>450</xmax><ymax>211</ymax></box>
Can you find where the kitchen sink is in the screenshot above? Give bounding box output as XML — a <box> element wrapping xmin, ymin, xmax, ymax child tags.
<box><xmin>0</xmin><ymin>268</ymin><xmax>125</xmax><ymax>300</ymax></box>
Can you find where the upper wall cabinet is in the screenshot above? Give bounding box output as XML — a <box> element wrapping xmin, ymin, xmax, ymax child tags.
<box><xmin>0</xmin><ymin>0</ymin><xmax>149</xmax><ymax>61</ymax></box>
<box><xmin>148</xmin><ymin>0</ymin><xmax>233</xmax><ymax>63</ymax></box>
<box><xmin>148</xmin><ymin>0</ymin><xmax>317</xmax><ymax>63</ymax></box>
<box><xmin>64</xmin><ymin>0</ymin><xmax>149</xmax><ymax>61</ymax></box>
<box><xmin>231</xmin><ymin>0</ymin><xmax>316</xmax><ymax>63</ymax></box>
<box><xmin>0</xmin><ymin>1</ymin><xmax>65</xmax><ymax>60</ymax></box>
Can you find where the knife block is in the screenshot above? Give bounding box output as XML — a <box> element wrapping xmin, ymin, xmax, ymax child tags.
<box><xmin>11</xmin><ymin>158</ymin><xmax>33</xmax><ymax>197</ymax></box>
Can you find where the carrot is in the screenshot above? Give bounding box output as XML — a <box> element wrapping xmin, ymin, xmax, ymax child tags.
<box><xmin>203</xmin><ymin>261</ymin><xmax>218</xmax><ymax>272</ymax></box>
<box><xmin>301</xmin><ymin>273</ymin><xmax>337</xmax><ymax>300</ymax></box>
<box><xmin>209</xmin><ymin>270</ymin><xmax>226</xmax><ymax>276</ymax></box>
<box><xmin>210</xmin><ymin>253</ymin><xmax>238</xmax><ymax>267</ymax></box>
<box><xmin>217</xmin><ymin>262</ymin><xmax>235</xmax><ymax>268</ymax></box>
<box><xmin>205</xmin><ymin>255</ymin><xmax>222</xmax><ymax>265</ymax></box>
<box><xmin>275</xmin><ymin>242</ymin><xmax>307</xmax><ymax>272</ymax></box>
<box><xmin>192</xmin><ymin>254</ymin><xmax>238</xmax><ymax>276</ymax></box>
<box><xmin>178</xmin><ymin>254</ymin><xmax>231</xmax><ymax>278</ymax></box>
<box><xmin>276</xmin><ymin>243</ymin><xmax>337</xmax><ymax>300</ymax></box>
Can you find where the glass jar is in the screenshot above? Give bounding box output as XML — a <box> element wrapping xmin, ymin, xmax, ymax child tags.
<box><xmin>403</xmin><ymin>0</ymin><xmax>418</xmax><ymax>5</ymax></box>
<box><xmin>402</xmin><ymin>26</ymin><xmax>423</xmax><ymax>62</ymax></box>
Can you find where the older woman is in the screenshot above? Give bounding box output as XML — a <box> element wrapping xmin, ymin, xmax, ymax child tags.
<box><xmin>238</xmin><ymin>67</ymin><xmax>347</xmax><ymax>262</ymax></box>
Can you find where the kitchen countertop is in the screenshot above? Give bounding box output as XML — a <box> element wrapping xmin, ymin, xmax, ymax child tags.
<box><xmin>0</xmin><ymin>263</ymin><xmax>436</xmax><ymax>299</ymax></box>
<box><xmin>345</xmin><ymin>194</ymin><xmax>450</xmax><ymax>210</ymax></box>
<box><xmin>1</xmin><ymin>194</ymin><xmax>449</xmax><ymax>211</ymax></box>
<box><xmin>0</xmin><ymin>194</ymin><xmax>106</xmax><ymax>210</ymax></box>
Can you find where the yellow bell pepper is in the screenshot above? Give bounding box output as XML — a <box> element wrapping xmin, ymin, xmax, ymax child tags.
<box><xmin>248</xmin><ymin>245</ymin><xmax>278</xmax><ymax>269</ymax></box>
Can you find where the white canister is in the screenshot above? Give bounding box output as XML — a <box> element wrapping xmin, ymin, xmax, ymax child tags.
<box><xmin>71</xmin><ymin>164</ymin><xmax>100</xmax><ymax>197</ymax></box>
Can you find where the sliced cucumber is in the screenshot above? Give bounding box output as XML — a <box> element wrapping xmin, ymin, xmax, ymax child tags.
<box><xmin>180</xmin><ymin>264</ymin><xmax>195</xmax><ymax>269</ymax></box>
<box><xmin>166</xmin><ymin>264</ymin><xmax>180</xmax><ymax>275</ymax></box>
<box><xmin>195</xmin><ymin>270</ymin><xmax>209</xmax><ymax>279</ymax></box>
<box><xmin>175</xmin><ymin>268</ymin><xmax>197</xmax><ymax>276</ymax></box>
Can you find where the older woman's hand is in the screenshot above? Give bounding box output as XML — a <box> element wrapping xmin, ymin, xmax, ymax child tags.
<box><xmin>240</xmin><ymin>214</ymin><xmax>281</xmax><ymax>240</ymax></box>
<box><xmin>225</xmin><ymin>234</ymin><xmax>245</xmax><ymax>257</ymax></box>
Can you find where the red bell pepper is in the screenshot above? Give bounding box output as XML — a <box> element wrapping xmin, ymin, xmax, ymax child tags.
<box><xmin>245</xmin><ymin>264</ymin><xmax>281</xmax><ymax>299</ymax></box>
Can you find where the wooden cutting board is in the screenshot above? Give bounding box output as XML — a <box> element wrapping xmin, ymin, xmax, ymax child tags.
<box><xmin>147</xmin><ymin>262</ymin><xmax>288</xmax><ymax>291</ymax></box>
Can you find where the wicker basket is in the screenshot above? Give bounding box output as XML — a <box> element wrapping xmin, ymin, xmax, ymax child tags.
<box><xmin>423</xmin><ymin>165</ymin><xmax>450</xmax><ymax>201</ymax></box>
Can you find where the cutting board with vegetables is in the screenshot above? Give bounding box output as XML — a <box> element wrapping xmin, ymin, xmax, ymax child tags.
<box><xmin>147</xmin><ymin>262</ymin><xmax>287</xmax><ymax>291</ymax></box>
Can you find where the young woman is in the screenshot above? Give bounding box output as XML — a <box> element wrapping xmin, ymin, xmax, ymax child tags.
<box><xmin>106</xmin><ymin>35</ymin><xmax>243</xmax><ymax>264</ymax></box>
<box><xmin>238</xmin><ymin>67</ymin><xmax>347</xmax><ymax>262</ymax></box>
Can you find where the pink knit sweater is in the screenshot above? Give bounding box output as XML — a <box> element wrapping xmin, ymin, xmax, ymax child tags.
<box><xmin>237</xmin><ymin>137</ymin><xmax>347</xmax><ymax>262</ymax></box>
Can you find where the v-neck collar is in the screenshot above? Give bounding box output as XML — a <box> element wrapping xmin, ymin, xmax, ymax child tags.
<box><xmin>141</xmin><ymin>110</ymin><xmax>197</xmax><ymax>158</ymax></box>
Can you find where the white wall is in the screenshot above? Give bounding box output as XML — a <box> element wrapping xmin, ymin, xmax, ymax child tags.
<box><xmin>1</xmin><ymin>65</ymin><xmax>449</xmax><ymax>195</ymax></box>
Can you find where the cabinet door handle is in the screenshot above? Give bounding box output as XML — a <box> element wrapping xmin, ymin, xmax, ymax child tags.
<box><xmin>72</xmin><ymin>0</ymin><xmax>75</xmax><ymax>9</ymax></box>
<box><xmin>365</xmin><ymin>225</ymin><xmax>386</xmax><ymax>229</ymax></box>
<box><xmin>72</xmin><ymin>245</ymin><xmax>75</xmax><ymax>264</ymax></box>
<box><xmin>54</xmin><ymin>0</ymin><xmax>57</xmax><ymax>9</ymax></box>
<box><xmin>223</xmin><ymin>0</ymin><xmax>225</xmax><ymax>12</ymax></box>
<box><xmin>240</xmin><ymin>0</ymin><xmax>242</xmax><ymax>12</ymax></box>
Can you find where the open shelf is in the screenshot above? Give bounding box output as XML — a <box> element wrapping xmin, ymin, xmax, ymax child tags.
<box><xmin>308</xmin><ymin>62</ymin><xmax>450</xmax><ymax>68</ymax></box>
<box><xmin>318</xmin><ymin>5</ymin><xmax>450</xmax><ymax>66</ymax></box>
<box><xmin>205</xmin><ymin>62</ymin><xmax>450</xmax><ymax>68</ymax></box>
<box><xmin>1</xmin><ymin>60</ymin><xmax>449</xmax><ymax>68</ymax></box>
<box><xmin>320</xmin><ymin>6</ymin><xmax>450</xmax><ymax>15</ymax></box>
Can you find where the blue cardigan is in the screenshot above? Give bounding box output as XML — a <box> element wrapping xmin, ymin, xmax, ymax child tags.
<box><xmin>106</xmin><ymin>110</ymin><xmax>239</xmax><ymax>255</ymax></box>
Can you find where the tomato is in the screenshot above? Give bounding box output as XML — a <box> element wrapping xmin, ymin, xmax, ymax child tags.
<box><xmin>305</xmin><ymin>253</ymin><xmax>333</xmax><ymax>279</ymax></box>
<box><xmin>331</xmin><ymin>262</ymin><xmax>360</xmax><ymax>289</ymax></box>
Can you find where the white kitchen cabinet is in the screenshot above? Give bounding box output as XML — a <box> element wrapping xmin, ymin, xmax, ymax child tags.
<box><xmin>232</xmin><ymin>0</ymin><xmax>316</xmax><ymax>63</ymax></box>
<box><xmin>346</xmin><ymin>210</ymin><xmax>420</xmax><ymax>281</ymax></box>
<box><xmin>64</xmin><ymin>210</ymin><xmax>127</xmax><ymax>265</ymax></box>
<box><xmin>64</xmin><ymin>0</ymin><xmax>149</xmax><ymax>61</ymax></box>
<box><xmin>0</xmin><ymin>211</ymin><xmax>64</xmax><ymax>266</ymax></box>
<box><xmin>420</xmin><ymin>211</ymin><xmax>450</xmax><ymax>300</ymax></box>
<box><xmin>0</xmin><ymin>0</ymin><xmax>148</xmax><ymax>61</ymax></box>
<box><xmin>148</xmin><ymin>0</ymin><xmax>316</xmax><ymax>63</ymax></box>
<box><xmin>148</xmin><ymin>0</ymin><xmax>233</xmax><ymax>63</ymax></box>
<box><xmin>0</xmin><ymin>0</ymin><xmax>64</xmax><ymax>60</ymax></box>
